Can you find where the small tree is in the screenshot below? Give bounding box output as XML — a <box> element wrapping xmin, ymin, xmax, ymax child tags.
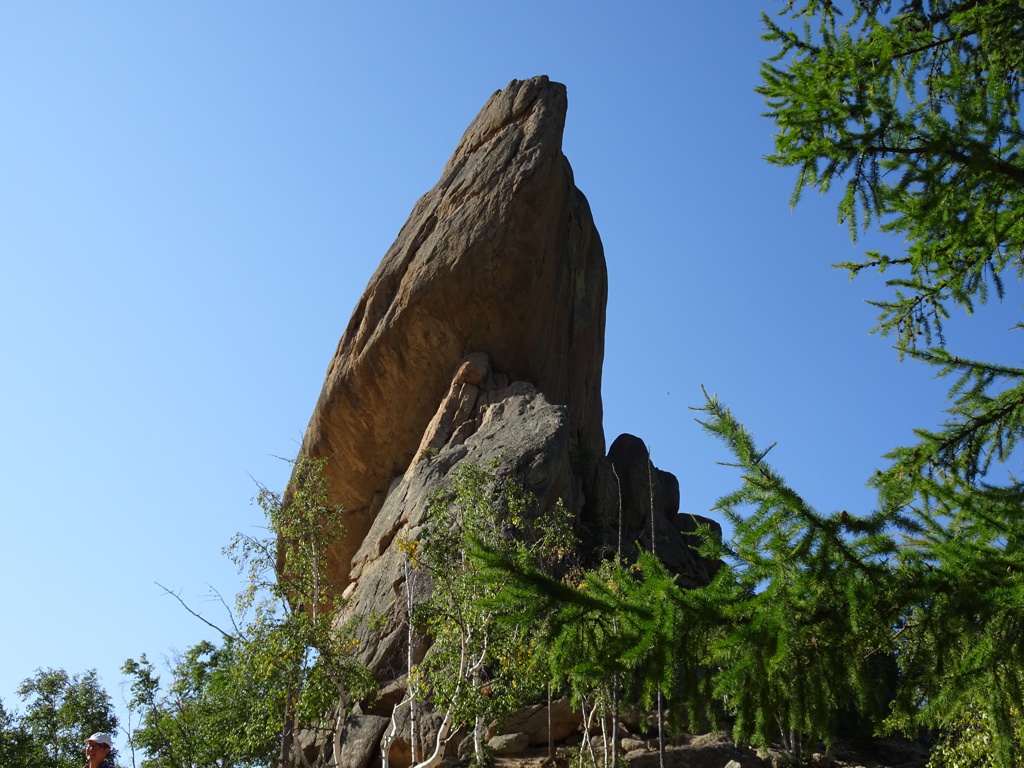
<box><xmin>545</xmin><ymin>556</ymin><xmax>688</xmax><ymax>768</ymax></box>
<box><xmin>125</xmin><ymin>456</ymin><xmax>372</xmax><ymax>768</ymax></box>
<box><xmin>123</xmin><ymin>641</ymin><xmax>282</xmax><ymax>768</ymax></box>
<box><xmin>475</xmin><ymin>542</ymin><xmax>710</xmax><ymax>768</ymax></box>
<box><xmin>227</xmin><ymin>455</ymin><xmax>374</xmax><ymax>768</ymax></box>
<box><xmin>408</xmin><ymin>460</ymin><xmax>575</xmax><ymax>768</ymax></box>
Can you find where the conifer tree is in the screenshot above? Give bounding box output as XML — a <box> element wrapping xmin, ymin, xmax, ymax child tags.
<box><xmin>693</xmin><ymin>392</ymin><xmax>906</xmax><ymax>756</ymax></box>
<box><xmin>475</xmin><ymin>543</ymin><xmax>716</xmax><ymax>758</ymax></box>
<box><xmin>758</xmin><ymin>1</ymin><xmax>1024</xmax><ymax>761</ymax></box>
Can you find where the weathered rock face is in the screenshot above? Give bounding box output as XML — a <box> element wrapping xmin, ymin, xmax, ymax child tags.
<box><xmin>344</xmin><ymin>364</ymin><xmax>579</xmax><ymax>683</ymax></box>
<box><xmin>298</xmin><ymin>75</ymin><xmax>608</xmax><ymax>590</ymax></box>
<box><xmin>338</xmin><ymin>369</ymin><xmax>578</xmax><ymax>768</ymax></box>
<box><xmin>292</xmin><ymin>76</ymin><xmax>722</xmax><ymax>768</ymax></box>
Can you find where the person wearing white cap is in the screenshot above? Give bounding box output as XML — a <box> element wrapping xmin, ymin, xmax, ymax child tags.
<box><xmin>84</xmin><ymin>732</ymin><xmax>114</xmax><ymax>768</ymax></box>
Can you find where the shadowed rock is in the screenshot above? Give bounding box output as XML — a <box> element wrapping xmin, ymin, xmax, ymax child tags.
<box><xmin>602</xmin><ymin>433</ymin><xmax>722</xmax><ymax>586</ymax></box>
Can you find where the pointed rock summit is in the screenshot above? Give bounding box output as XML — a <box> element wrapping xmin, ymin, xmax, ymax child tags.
<box><xmin>299</xmin><ymin>76</ymin><xmax>607</xmax><ymax>587</ymax></box>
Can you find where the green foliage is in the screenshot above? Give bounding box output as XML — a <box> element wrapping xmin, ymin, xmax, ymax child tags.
<box><xmin>478</xmin><ymin>383</ymin><xmax>1023</xmax><ymax>761</ymax></box>
<box><xmin>760</xmin><ymin>0</ymin><xmax>1024</xmax><ymax>350</ymax></box>
<box><xmin>0</xmin><ymin>697</ymin><xmax>46</xmax><ymax>768</ymax></box>
<box><xmin>758</xmin><ymin>1</ymin><xmax>1024</xmax><ymax>763</ymax></box>
<box><xmin>225</xmin><ymin>455</ymin><xmax>374</xmax><ymax>722</ymax></box>
<box><xmin>124</xmin><ymin>456</ymin><xmax>373</xmax><ymax>768</ymax></box>
<box><xmin>928</xmin><ymin>703</ymin><xmax>1024</xmax><ymax>768</ymax></box>
<box><xmin>231</xmin><ymin>455</ymin><xmax>344</xmax><ymax>622</ymax></box>
<box><xmin>411</xmin><ymin>460</ymin><xmax>577</xmax><ymax>759</ymax></box>
<box><xmin>474</xmin><ymin>539</ymin><xmax>715</xmax><ymax>741</ymax></box>
<box><xmin>694</xmin><ymin>393</ymin><xmax>906</xmax><ymax>754</ymax></box>
<box><xmin>879</xmin><ymin>474</ymin><xmax>1024</xmax><ymax>759</ymax></box>
<box><xmin>122</xmin><ymin>642</ymin><xmax>282</xmax><ymax>768</ymax></box>
<box><xmin>690</xmin><ymin>390</ymin><xmax>1024</xmax><ymax>762</ymax></box>
<box><xmin>16</xmin><ymin>668</ymin><xmax>118</xmax><ymax>768</ymax></box>
<box><xmin>549</xmin><ymin>554</ymin><xmax>699</xmax><ymax>723</ymax></box>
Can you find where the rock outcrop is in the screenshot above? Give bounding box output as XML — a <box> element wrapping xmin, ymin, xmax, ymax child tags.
<box><xmin>345</xmin><ymin>367</ymin><xmax>579</xmax><ymax>680</ymax></box>
<box><xmin>596</xmin><ymin>433</ymin><xmax>722</xmax><ymax>587</ymax></box>
<box><xmin>297</xmin><ymin>75</ymin><xmax>607</xmax><ymax>591</ymax></box>
<box><xmin>292</xmin><ymin>76</ymin><xmax>720</xmax><ymax>768</ymax></box>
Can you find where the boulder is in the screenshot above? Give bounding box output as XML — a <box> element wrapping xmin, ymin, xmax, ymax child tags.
<box><xmin>621</xmin><ymin>737</ymin><xmax>653</xmax><ymax>753</ymax></box>
<box><xmin>488</xmin><ymin>696</ymin><xmax>582</xmax><ymax>746</ymax></box>
<box><xmin>487</xmin><ymin>732</ymin><xmax>531</xmax><ymax>756</ymax></box>
<box><xmin>336</xmin><ymin>715</ymin><xmax>390</xmax><ymax>768</ymax></box>
<box><xmin>625</xmin><ymin>736</ymin><xmax>769</xmax><ymax>768</ymax></box>
<box><xmin>297</xmin><ymin>75</ymin><xmax>607</xmax><ymax>591</ymax></box>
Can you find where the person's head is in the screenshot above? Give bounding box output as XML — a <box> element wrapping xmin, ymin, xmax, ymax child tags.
<box><xmin>85</xmin><ymin>733</ymin><xmax>112</xmax><ymax>764</ymax></box>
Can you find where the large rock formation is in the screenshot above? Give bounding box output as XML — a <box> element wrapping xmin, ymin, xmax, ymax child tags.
<box><xmin>298</xmin><ymin>76</ymin><xmax>607</xmax><ymax>590</ymax></box>
<box><xmin>293</xmin><ymin>76</ymin><xmax>720</xmax><ymax>768</ymax></box>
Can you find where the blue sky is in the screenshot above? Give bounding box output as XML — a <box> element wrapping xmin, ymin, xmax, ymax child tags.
<box><xmin>2</xmin><ymin>1</ymin><xmax>1017</xmax><ymax>755</ymax></box>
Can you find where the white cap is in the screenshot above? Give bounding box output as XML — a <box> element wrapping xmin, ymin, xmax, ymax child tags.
<box><xmin>85</xmin><ymin>733</ymin><xmax>113</xmax><ymax>747</ymax></box>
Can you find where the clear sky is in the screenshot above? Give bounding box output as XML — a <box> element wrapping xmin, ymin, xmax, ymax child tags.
<box><xmin>2</xmin><ymin>0</ymin><xmax>1017</xmax><ymax>756</ymax></box>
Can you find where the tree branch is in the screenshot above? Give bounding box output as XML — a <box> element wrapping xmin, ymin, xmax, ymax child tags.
<box><xmin>156</xmin><ymin>582</ymin><xmax>238</xmax><ymax>642</ymax></box>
